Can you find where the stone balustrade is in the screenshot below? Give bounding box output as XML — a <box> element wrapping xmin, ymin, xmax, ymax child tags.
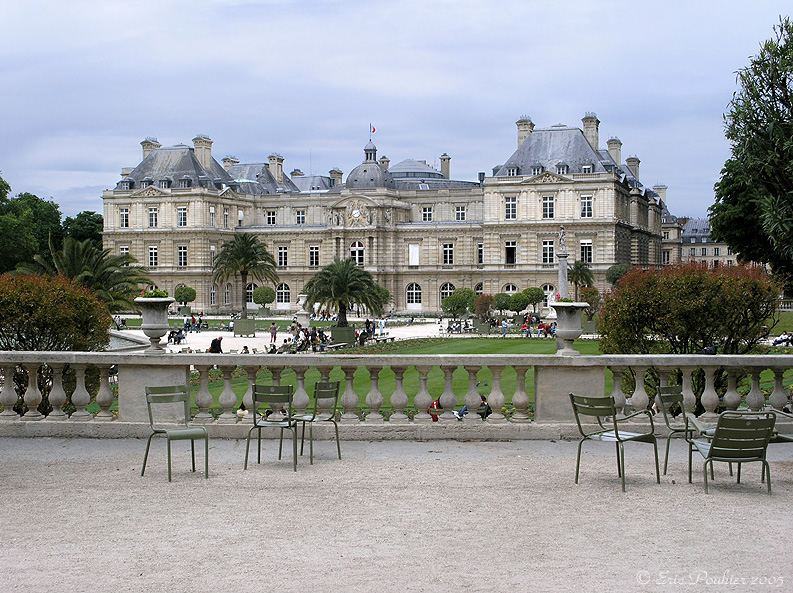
<box><xmin>0</xmin><ymin>351</ymin><xmax>791</xmax><ymax>439</ymax></box>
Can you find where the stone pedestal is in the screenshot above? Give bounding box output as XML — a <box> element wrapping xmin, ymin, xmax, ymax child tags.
<box><xmin>534</xmin><ymin>365</ymin><xmax>604</xmax><ymax>423</ymax></box>
<box><xmin>118</xmin><ymin>364</ymin><xmax>191</xmax><ymax>423</ymax></box>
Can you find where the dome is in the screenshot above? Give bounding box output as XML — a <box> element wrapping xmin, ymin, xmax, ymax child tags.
<box><xmin>345</xmin><ymin>142</ymin><xmax>396</xmax><ymax>189</ymax></box>
<box><xmin>389</xmin><ymin>159</ymin><xmax>444</xmax><ymax>179</ymax></box>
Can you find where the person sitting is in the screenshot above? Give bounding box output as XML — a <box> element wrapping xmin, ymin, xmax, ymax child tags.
<box><xmin>773</xmin><ymin>331</ymin><xmax>791</xmax><ymax>346</ymax></box>
<box><xmin>241</xmin><ymin>345</ymin><xmax>250</xmax><ymax>354</ymax></box>
<box><xmin>429</xmin><ymin>398</ymin><xmax>442</xmax><ymax>422</ymax></box>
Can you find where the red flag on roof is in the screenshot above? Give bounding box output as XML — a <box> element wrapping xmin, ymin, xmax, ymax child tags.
<box><xmin>370</xmin><ymin>124</ymin><xmax>376</xmax><ymax>134</ymax></box>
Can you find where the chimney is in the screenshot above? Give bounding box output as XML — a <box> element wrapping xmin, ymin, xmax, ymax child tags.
<box><xmin>222</xmin><ymin>155</ymin><xmax>239</xmax><ymax>171</ymax></box>
<box><xmin>607</xmin><ymin>137</ymin><xmax>622</xmax><ymax>166</ymax></box>
<box><xmin>192</xmin><ymin>135</ymin><xmax>213</xmax><ymax>170</ymax></box>
<box><xmin>581</xmin><ymin>112</ymin><xmax>600</xmax><ymax>151</ymax></box>
<box><xmin>516</xmin><ymin>116</ymin><xmax>534</xmax><ymax>147</ymax></box>
<box><xmin>268</xmin><ymin>153</ymin><xmax>284</xmax><ymax>183</ymax></box>
<box><xmin>141</xmin><ymin>137</ymin><xmax>161</xmax><ymax>159</ymax></box>
<box><xmin>653</xmin><ymin>184</ymin><xmax>668</xmax><ymax>203</ymax></box>
<box><xmin>379</xmin><ymin>155</ymin><xmax>390</xmax><ymax>170</ymax></box>
<box><xmin>440</xmin><ymin>153</ymin><xmax>451</xmax><ymax>179</ymax></box>
<box><xmin>626</xmin><ymin>156</ymin><xmax>640</xmax><ymax>180</ymax></box>
<box><xmin>290</xmin><ymin>168</ymin><xmax>304</xmax><ymax>177</ymax></box>
<box><xmin>329</xmin><ymin>167</ymin><xmax>343</xmax><ymax>188</ymax></box>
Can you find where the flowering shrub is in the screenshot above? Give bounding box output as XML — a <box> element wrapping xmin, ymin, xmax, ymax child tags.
<box><xmin>139</xmin><ymin>288</ymin><xmax>169</xmax><ymax>298</ymax></box>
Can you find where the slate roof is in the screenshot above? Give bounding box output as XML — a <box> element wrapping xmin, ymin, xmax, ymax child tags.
<box><xmin>291</xmin><ymin>174</ymin><xmax>334</xmax><ymax>192</ymax></box>
<box><xmin>115</xmin><ymin>145</ymin><xmax>235</xmax><ymax>190</ymax></box>
<box><xmin>682</xmin><ymin>218</ymin><xmax>713</xmax><ymax>242</ymax></box>
<box><xmin>227</xmin><ymin>163</ymin><xmax>300</xmax><ymax>195</ymax></box>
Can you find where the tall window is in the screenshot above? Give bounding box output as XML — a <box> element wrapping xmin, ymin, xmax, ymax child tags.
<box><xmin>224</xmin><ymin>284</ymin><xmax>231</xmax><ymax>304</ymax></box>
<box><xmin>474</xmin><ymin>282</ymin><xmax>483</xmax><ymax>295</ymax></box>
<box><xmin>278</xmin><ymin>246</ymin><xmax>288</xmax><ymax>267</ymax></box>
<box><xmin>119</xmin><ymin>245</ymin><xmax>129</xmax><ymax>255</ymax></box>
<box><xmin>477</xmin><ymin>243</ymin><xmax>484</xmax><ymax>265</ymax></box>
<box><xmin>177</xmin><ymin>245</ymin><xmax>187</xmax><ymax>267</ymax></box>
<box><xmin>148</xmin><ymin>207</ymin><xmax>158</xmax><ymax>228</ymax></box>
<box><xmin>223</xmin><ymin>208</ymin><xmax>229</xmax><ymax>228</ymax></box>
<box><xmin>505</xmin><ymin>196</ymin><xmax>517</xmax><ymax>220</ymax></box>
<box><xmin>246</xmin><ymin>283</ymin><xmax>257</xmax><ymax>303</ymax></box>
<box><xmin>542</xmin><ymin>284</ymin><xmax>555</xmax><ymax>307</ymax></box>
<box><xmin>209</xmin><ymin>206</ymin><xmax>215</xmax><ymax>227</ymax></box>
<box><xmin>580</xmin><ymin>195</ymin><xmax>593</xmax><ymax>218</ymax></box>
<box><xmin>713</xmin><ymin>247</ymin><xmax>721</xmax><ymax>256</ymax></box>
<box><xmin>542</xmin><ymin>240</ymin><xmax>555</xmax><ymax>264</ymax></box>
<box><xmin>177</xmin><ymin>206</ymin><xmax>187</xmax><ymax>227</ymax></box>
<box><xmin>295</xmin><ymin>209</ymin><xmax>306</xmax><ymax>225</ymax></box>
<box><xmin>406</xmin><ymin>283</ymin><xmax>422</xmax><ymax>304</ymax></box>
<box><xmin>309</xmin><ymin>245</ymin><xmax>320</xmax><ymax>268</ymax></box>
<box><xmin>148</xmin><ymin>246</ymin><xmax>158</xmax><ymax>267</ymax></box>
<box><xmin>238</xmin><ymin>210</ymin><xmax>244</xmax><ymax>226</ymax></box>
<box><xmin>662</xmin><ymin>250</ymin><xmax>671</xmax><ymax>265</ymax></box>
<box><xmin>276</xmin><ymin>283</ymin><xmax>290</xmax><ymax>304</ymax></box>
<box><xmin>531</xmin><ymin>166</ymin><xmax>543</xmax><ymax>176</ymax></box>
<box><xmin>266</xmin><ymin>210</ymin><xmax>276</xmax><ymax>225</ymax></box>
<box><xmin>455</xmin><ymin>206</ymin><xmax>466</xmax><ymax>221</ymax></box>
<box><xmin>119</xmin><ymin>207</ymin><xmax>129</xmax><ymax>228</ymax></box>
<box><xmin>422</xmin><ymin>207</ymin><xmax>433</xmax><ymax>222</ymax></box>
<box><xmin>210</xmin><ymin>285</ymin><xmax>216</xmax><ymax>306</ymax></box>
<box><xmin>210</xmin><ymin>244</ymin><xmax>216</xmax><ymax>264</ymax></box>
<box><xmin>579</xmin><ymin>240</ymin><xmax>593</xmax><ymax>264</ymax></box>
<box><xmin>408</xmin><ymin>243</ymin><xmax>420</xmax><ymax>266</ymax></box>
<box><xmin>440</xmin><ymin>282</ymin><xmax>455</xmax><ymax>301</ymax></box>
<box><xmin>505</xmin><ymin>241</ymin><xmax>516</xmax><ymax>265</ymax></box>
<box><xmin>442</xmin><ymin>243</ymin><xmax>454</xmax><ymax>265</ymax></box>
<box><xmin>542</xmin><ymin>196</ymin><xmax>554</xmax><ymax>219</ymax></box>
<box><xmin>689</xmin><ymin>247</ymin><xmax>696</xmax><ymax>256</ymax></box>
<box><xmin>350</xmin><ymin>241</ymin><xmax>364</xmax><ymax>265</ymax></box>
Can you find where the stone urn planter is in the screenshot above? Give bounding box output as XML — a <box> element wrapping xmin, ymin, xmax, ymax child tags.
<box><xmin>550</xmin><ymin>301</ymin><xmax>588</xmax><ymax>356</ymax></box>
<box><xmin>135</xmin><ymin>296</ymin><xmax>176</xmax><ymax>354</ymax></box>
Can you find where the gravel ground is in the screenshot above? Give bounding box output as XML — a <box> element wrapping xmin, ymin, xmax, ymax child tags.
<box><xmin>1</xmin><ymin>437</ymin><xmax>791</xmax><ymax>593</ymax></box>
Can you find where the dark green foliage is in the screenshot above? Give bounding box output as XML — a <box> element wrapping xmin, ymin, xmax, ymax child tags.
<box><xmin>508</xmin><ymin>292</ymin><xmax>529</xmax><ymax>314</ymax></box>
<box><xmin>522</xmin><ymin>287</ymin><xmax>544</xmax><ymax>312</ymax></box>
<box><xmin>0</xmin><ymin>187</ymin><xmax>63</xmax><ymax>273</ymax></box>
<box><xmin>212</xmin><ymin>233</ymin><xmax>278</xmax><ymax>319</ymax></box>
<box><xmin>605</xmin><ymin>263</ymin><xmax>633</xmax><ymax>286</ymax></box>
<box><xmin>494</xmin><ymin>292</ymin><xmax>511</xmax><ymax>314</ymax></box>
<box><xmin>63</xmin><ymin>211</ymin><xmax>103</xmax><ymax>247</ymax></box>
<box><xmin>568</xmin><ymin>260</ymin><xmax>594</xmax><ymax>300</ymax></box>
<box><xmin>174</xmin><ymin>285</ymin><xmax>196</xmax><ymax>304</ymax></box>
<box><xmin>442</xmin><ymin>288</ymin><xmax>475</xmax><ymax>318</ymax></box>
<box><xmin>252</xmin><ymin>285</ymin><xmax>276</xmax><ymax>307</ymax></box>
<box><xmin>303</xmin><ymin>257</ymin><xmax>385</xmax><ymax>327</ymax></box>
<box><xmin>579</xmin><ymin>285</ymin><xmax>601</xmax><ymax>321</ymax></box>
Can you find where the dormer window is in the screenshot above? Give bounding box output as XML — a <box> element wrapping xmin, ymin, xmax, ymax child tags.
<box><xmin>531</xmin><ymin>166</ymin><xmax>544</xmax><ymax>176</ymax></box>
<box><xmin>506</xmin><ymin>166</ymin><xmax>519</xmax><ymax>177</ymax></box>
<box><xmin>179</xmin><ymin>176</ymin><xmax>191</xmax><ymax>188</ymax></box>
<box><xmin>581</xmin><ymin>164</ymin><xmax>593</xmax><ymax>174</ymax></box>
<box><xmin>120</xmin><ymin>180</ymin><xmax>133</xmax><ymax>190</ymax></box>
<box><xmin>159</xmin><ymin>178</ymin><xmax>171</xmax><ymax>189</ymax></box>
<box><xmin>556</xmin><ymin>164</ymin><xmax>569</xmax><ymax>175</ymax></box>
<box><xmin>140</xmin><ymin>177</ymin><xmax>153</xmax><ymax>188</ymax></box>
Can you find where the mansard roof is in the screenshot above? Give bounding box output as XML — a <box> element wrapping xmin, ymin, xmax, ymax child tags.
<box><xmin>291</xmin><ymin>174</ymin><xmax>334</xmax><ymax>192</ymax></box>
<box><xmin>115</xmin><ymin>145</ymin><xmax>234</xmax><ymax>189</ymax></box>
<box><xmin>227</xmin><ymin>163</ymin><xmax>299</xmax><ymax>195</ymax></box>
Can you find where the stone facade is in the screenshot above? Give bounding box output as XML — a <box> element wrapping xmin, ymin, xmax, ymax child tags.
<box><xmin>102</xmin><ymin>114</ymin><xmax>669</xmax><ymax>314</ymax></box>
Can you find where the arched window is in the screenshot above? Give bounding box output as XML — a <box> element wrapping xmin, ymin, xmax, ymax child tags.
<box><xmin>542</xmin><ymin>283</ymin><xmax>555</xmax><ymax>308</ymax></box>
<box><xmin>276</xmin><ymin>283</ymin><xmax>291</xmax><ymax>304</ymax></box>
<box><xmin>504</xmin><ymin>283</ymin><xmax>518</xmax><ymax>294</ymax></box>
<box><xmin>246</xmin><ymin>283</ymin><xmax>258</xmax><ymax>303</ymax></box>
<box><xmin>350</xmin><ymin>241</ymin><xmax>364</xmax><ymax>265</ymax></box>
<box><xmin>224</xmin><ymin>284</ymin><xmax>232</xmax><ymax>305</ymax></box>
<box><xmin>406</xmin><ymin>283</ymin><xmax>422</xmax><ymax>304</ymax></box>
<box><xmin>440</xmin><ymin>282</ymin><xmax>455</xmax><ymax>301</ymax></box>
<box><xmin>474</xmin><ymin>282</ymin><xmax>484</xmax><ymax>295</ymax></box>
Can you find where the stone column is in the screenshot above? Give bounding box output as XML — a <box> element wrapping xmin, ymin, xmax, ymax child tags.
<box><xmin>745</xmin><ymin>369</ymin><xmax>764</xmax><ymax>411</ymax></box>
<box><xmin>365</xmin><ymin>367</ymin><xmax>384</xmax><ymax>423</ymax></box>
<box><xmin>412</xmin><ymin>366</ymin><xmax>433</xmax><ymax>423</ymax></box>
<box><xmin>21</xmin><ymin>365</ymin><xmax>43</xmax><ymax>421</ymax></box>
<box><xmin>95</xmin><ymin>366</ymin><xmax>115</xmax><ymax>421</ymax></box>
<box><xmin>722</xmin><ymin>370</ymin><xmax>741</xmax><ymax>410</ymax></box>
<box><xmin>339</xmin><ymin>366</ymin><xmax>358</xmax><ymax>423</ymax></box>
<box><xmin>486</xmin><ymin>366</ymin><xmax>506</xmax><ymax>423</ymax></box>
<box><xmin>0</xmin><ymin>364</ymin><xmax>18</xmax><ymax>420</ymax></box>
<box><xmin>769</xmin><ymin>369</ymin><xmax>787</xmax><ymax>410</ymax></box>
<box><xmin>388</xmin><ymin>367</ymin><xmax>409</xmax><ymax>424</ymax></box>
<box><xmin>45</xmin><ymin>364</ymin><xmax>67</xmax><ymax>421</ymax></box>
<box><xmin>193</xmin><ymin>366</ymin><xmax>214</xmax><ymax>424</ymax></box>
<box><xmin>437</xmin><ymin>365</ymin><xmax>458</xmax><ymax>422</ymax></box>
<box><xmin>463</xmin><ymin>366</ymin><xmax>482</xmax><ymax>423</ymax></box>
<box><xmin>510</xmin><ymin>366</ymin><xmax>530</xmax><ymax>423</ymax></box>
<box><xmin>216</xmin><ymin>366</ymin><xmax>238</xmax><ymax>423</ymax></box>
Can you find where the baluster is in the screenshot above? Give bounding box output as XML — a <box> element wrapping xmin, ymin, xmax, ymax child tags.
<box><xmin>388</xmin><ymin>366</ymin><xmax>409</xmax><ymax>424</ymax></box>
<box><xmin>292</xmin><ymin>366</ymin><xmax>309</xmax><ymax>415</ymax></box>
<box><xmin>0</xmin><ymin>364</ymin><xmax>18</xmax><ymax>420</ymax></box>
<box><xmin>608</xmin><ymin>367</ymin><xmax>626</xmax><ymax>416</ymax></box>
<box><xmin>242</xmin><ymin>365</ymin><xmax>259</xmax><ymax>420</ymax></box>
<box><xmin>629</xmin><ymin>365</ymin><xmax>649</xmax><ymax>411</ymax></box>
<box><xmin>486</xmin><ymin>366</ymin><xmax>506</xmax><ymax>423</ymax></box>
<box><xmin>745</xmin><ymin>369</ymin><xmax>764</xmax><ymax>411</ymax></box>
<box><xmin>365</xmin><ymin>366</ymin><xmax>384</xmax><ymax>423</ymax></box>
<box><xmin>68</xmin><ymin>364</ymin><xmax>92</xmax><ymax>421</ymax></box>
<box><xmin>413</xmin><ymin>366</ymin><xmax>433</xmax><ymax>423</ymax></box>
<box><xmin>46</xmin><ymin>364</ymin><xmax>68</xmax><ymax>421</ymax></box>
<box><xmin>437</xmin><ymin>365</ymin><xmax>457</xmax><ymax>422</ymax></box>
<box><xmin>681</xmin><ymin>368</ymin><xmax>696</xmax><ymax>412</ymax></box>
<box><xmin>339</xmin><ymin>366</ymin><xmax>359</xmax><ymax>423</ymax></box>
<box><xmin>511</xmin><ymin>366</ymin><xmax>530</xmax><ymax>423</ymax></box>
<box><xmin>216</xmin><ymin>365</ymin><xmax>238</xmax><ymax>423</ymax></box>
<box><xmin>22</xmin><ymin>365</ymin><xmax>43</xmax><ymax>421</ymax></box>
<box><xmin>768</xmin><ymin>369</ymin><xmax>787</xmax><ymax>410</ymax></box>
<box><xmin>318</xmin><ymin>366</ymin><xmax>331</xmax><ymax>383</ymax></box>
<box><xmin>722</xmin><ymin>369</ymin><xmax>741</xmax><ymax>410</ymax></box>
<box><xmin>654</xmin><ymin>370</ymin><xmax>670</xmax><ymax>411</ymax></box>
<box><xmin>193</xmin><ymin>366</ymin><xmax>214</xmax><ymax>423</ymax></box>
<box><xmin>94</xmin><ymin>366</ymin><xmax>114</xmax><ymax>421</ymax></box>
<box><xmin>463</xmin><ymin>366</ymin><xmax>482</xmax><ymax>423</ymax></box>
<box><xmin>700</xmin><ymin>366</ymin><xmax>720</xmax><ymax>417</ymax></box>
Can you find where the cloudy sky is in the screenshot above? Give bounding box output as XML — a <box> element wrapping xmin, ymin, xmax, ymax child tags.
<box><xmin>1</xmin><ymin>0</ymin><xmax>789</xmax><ymax>218</ymax></box>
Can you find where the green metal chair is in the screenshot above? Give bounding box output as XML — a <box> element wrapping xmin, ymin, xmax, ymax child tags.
<box><xmin>244</xmin><ymin>384</ymin><xmax>298</xmax><ymax>471</ymax></box>
<box><xmin>141</xmin><ymin>385</ymin><xmax>209</xmax><ymax>482</ymax></box>
<box><xmin>688</xmin><ymin>410</ymin><xmax>776</xmax><ymax>494</ymax></box>
<box><xmin>569</xmin><ymin>393</ymin><xmax>660</xmax><ymax>492</ymax></box>
<box><xmin>655</xmin><ymin>385</ymin><xmax>715</xmax><ymax>475</ymax></box>
<box><xmin>293</xmin><ymin>381</ymin><xmax>341</xmax><ymax>464</ymax></box>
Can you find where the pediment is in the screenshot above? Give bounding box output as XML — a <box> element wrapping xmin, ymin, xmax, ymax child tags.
<box><xmin>332</xmin><ymin>195</ymin><xmax>378</xmax><ymax>209</ymax></box>
<box><xmin>523</xmin><ymin>171</ymin><xmax>569</xmax><ymax>184</ymax></box>
<box><xmin>133</xmin><ymin>186</ymin><xmax>169</xmax><ymax>198</ymax></box>
<box><xmin>219</xmin><ymin>187</ymin><xmax>238</xmax><ymax>199</ymax></box>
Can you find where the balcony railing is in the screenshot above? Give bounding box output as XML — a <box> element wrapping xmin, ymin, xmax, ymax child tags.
<box><xmin>1</xmin><ymin>351</ymin><xmax>791</xmax><ymax>439</ymax></box>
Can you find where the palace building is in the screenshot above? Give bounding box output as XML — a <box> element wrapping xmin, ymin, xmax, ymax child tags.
<box><xmin>102</xmin><ymin>113</ymin><xmax>670</xmax><ymax>315</ymax></box>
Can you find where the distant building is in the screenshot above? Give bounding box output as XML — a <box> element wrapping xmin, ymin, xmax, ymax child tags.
<box><xmin>102</xmin><ymin>114</ymin><xmax>670</xmax><ymax>314</ymax></box>
<box><xmin>680</xmin><ymin>217</ymin><xmax>735</xmax><ymax>267</ymax></box>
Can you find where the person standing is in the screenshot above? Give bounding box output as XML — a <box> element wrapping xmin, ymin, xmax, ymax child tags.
<box><xmin>379</xmin><ymin>317</ymin><xmax>386</xmax><ymax>335</ymax></box>
<box><xmin>269</xmin><ymin>322</ymin><xmax>278</xmax><ymax>343</ymax></box>
<box><xmin>208</xmin><ymin>336</ymin><xmax>223</xmax><ymax>353</ymax></box>
<box><xmin>502</xmin><ymin>318</ymin><xmax>508</xmax><ymax>338</ymax></box>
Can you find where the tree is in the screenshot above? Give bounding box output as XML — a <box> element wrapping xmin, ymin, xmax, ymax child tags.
<box><xmin>508</xmin><ymin>292</ymin><xmax>529</xmax><ymax>315</ymax></box>
<box><xmin>211</xmin><ymin>233</ymin><xmax>278</xmax><ymax>319</ymax></box>
<box><xmin>606</xmin><ymin>263</ymin><xmax>633</xmax><ymax>286</ymax></box>
<box><xmin>579</xmin><ymin>285</ymin><xmax>601</xmax><ymax>321</ymax></box>
<box><xmin>494</xmin><ymin>292</ymin><xmax>511</xmax><ymax>314</ymax></box>
<box><xmin>474</xmin><ymin>294</ymin><xmax>494</xmax><ymax>321</ymax></box>
<box><xmin>710</xmin><ymin>17</ymin><xmax>793</xmax><ymax>285</ymax></box>
<box><xmin>174</xmin><ymin>285</ymin><xmax>196</xmax><ymax>306</ymax></box>
<box><xmin>63</xmin><ymin>211</ymin><xmax>103</xmax><ymax>247</ymax></box>
<box><xmin>598</xmin><ymin>263</ymin><xmax>779</xmax><ymax>355</ymax></box>
<box><xmin>303</xmin><ymin>257</ymin><xmax>384</xmax><ymax>327</ymax></box>
<box><xmin>568</xmin><ymin>260</ymin><xmax>594</xmax><ymax>300</ymax></box>
<box><xmin>0</xmin><ymin>187</ymin><xmax>63</xmax><ymax>273</ymax></box>
<box><xmin>0</xmin><ymin>273</ymin><xmax>111</xmax><ymax>351</ymax></box>
<box><xmin>16</xmin><ymin>236</ymin><xmax>150</xmax><ymax>313</ymax></box>
<box><xmin>252</xmin><ymin>285</ymin><xmax>276</xmax><ymax>309</ymax></box>
<box><xmin>442</xmin><ymin>288</ymin><xmax>475</xmax><ymax>319</ymax></box>
<box><xmin>523</xmin><ymin>287</ymin><xmax>544</xmax><ymax>313</ymax></box>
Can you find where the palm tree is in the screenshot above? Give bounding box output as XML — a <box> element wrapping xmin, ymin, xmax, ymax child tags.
<box><xmin>16</xmin><ymin>236</ymin><xmax>150</xmax><ymax>313</ymax></box>
<box><xmin>568</xmin><ymin>260</ymin><xmax>595</xmax><ymax>301</ymax></box>
<box><xmin>211</xmin><ymin>233</ymin><xmax>278</xmax><ymax>319</ymax></box>
<box><xmin>303</xmin><ymin>257</ymin><xmax>385</xmax><ymax>327</ymax></box>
